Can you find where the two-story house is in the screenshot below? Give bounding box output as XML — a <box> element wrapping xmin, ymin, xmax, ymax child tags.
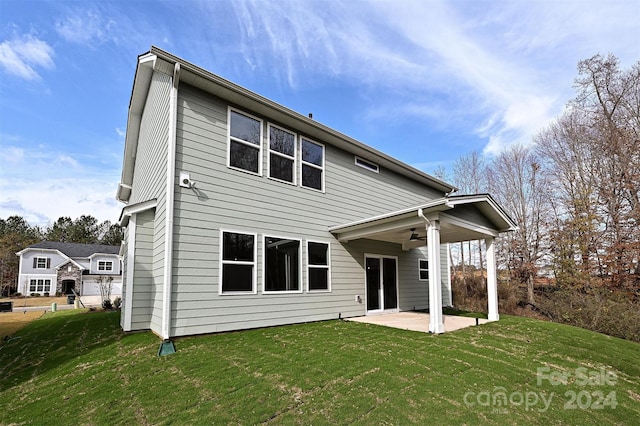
<box><xmin>16</xmin><ymin>241</ymin><xmax>122</xmax><ymax>299</ymax></box>
<box><xmin>116</xmin><ymin>47</ymin><xmax>516</xmax><ymax>340</ymax></box>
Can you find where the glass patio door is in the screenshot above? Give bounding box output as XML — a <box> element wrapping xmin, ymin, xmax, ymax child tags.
<box><xmin>365</xmin><ymin>256</ymin><xmax>398</xmax><ymax>313</ymax></box>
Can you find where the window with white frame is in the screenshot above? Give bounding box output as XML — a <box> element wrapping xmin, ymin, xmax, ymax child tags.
<box><xmin>268</xmin><ymin>124</ymin><xmax>296</xmax><ymax>184</ymax></box>
<box><xmin>307</xmin><ymin>241</ymin><xmax>330</xmax><ymax>291</ymax></box>
<box><xmin>98</xmin><ymin>261</ymin><xmax>113</xmax><ymax>271</ymax></box>
<box><xmin>301</xmin><ymin>138</ymin><xmax>324</xmax><ymax>191</ymax></box>
<box><xmin>221</xmin><ymin>231</ymin><xmax>256</xmax><ymax>293</ymax></box>
<box><xmin>228</xmin><ymin>109</ymin><xmax>262</xmax><ymax>174</ymax></box>
<box><xmin>419</xmin><ymin>259</ymin><xmax>429</xmax><ymax>281</ymax></box>
<box><xmin>29</xmin><ymin>279</ymin><xmax>51</xmax><ymax>293</ymax></box>
<box><xmin>33</xmin><ymin>257</ymin><xmax>50</xmax><ymax>269</ymax></box>
<box><xmin>355</xmin><ymin>156</ymin><xmax>379</xmax><ymax>173</ymax></box>
<box><xmin>264</xmin><ymin>236</ymin><xmax>301</xmax><ymax>292</ymax></box>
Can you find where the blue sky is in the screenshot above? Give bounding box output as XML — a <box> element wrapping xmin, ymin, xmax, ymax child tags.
<box><xmin>1</xmin><ymin>0</ymin><xmax>638</xmax><ymax>227</ymax></box>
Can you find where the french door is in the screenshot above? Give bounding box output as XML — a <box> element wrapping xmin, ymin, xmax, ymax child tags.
<box><xmin>365</xmin><ymin>255</ymin><xmax>398</xmax><ymax>313</ymax></box>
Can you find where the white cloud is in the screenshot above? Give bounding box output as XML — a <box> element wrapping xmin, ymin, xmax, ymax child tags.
<box><xmin>0</xmin><ymin>145</ymin><xmax>122</xmax><ymax>226</ymax></box>
<box><xmin>219</xmin><ymin>0</ymin><xmax>638</xmax><ymax>155</ymax></box>
<box><xmin>55</xmin><ymin>9</ymin><xmax>116</xmax><ymax>47</ymax></box>
<box><xmin>0</xmin><ymin>35</ymin><xmax>54</xmax><ymax>80</ymax></box>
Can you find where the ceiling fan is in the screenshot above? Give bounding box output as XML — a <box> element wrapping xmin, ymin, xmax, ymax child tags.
<box><xmin>409</xmin><ymin>228</ymin><xmax>427</xmax><ymax>241</ymax></box>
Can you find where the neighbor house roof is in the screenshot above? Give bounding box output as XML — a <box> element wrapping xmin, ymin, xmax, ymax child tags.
<box><xmin>117</xmin><ymin>46</ymin><xmax>457</xmax><ymax>202</ymax></box>
<box><xmin>20</xmin><ymin>241</ymin><xmax>120</xmax><ymax>258</ymax></box>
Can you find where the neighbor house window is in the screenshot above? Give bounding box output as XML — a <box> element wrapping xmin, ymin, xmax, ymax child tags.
<box><xmin>268</xmin><ymin>124</ymin><xmax>296</xmax><ymax>184</ymax></box>
<box><xmin>34</xmin><ymin>257</ymin><xmax>50</xmax><ymax>269</ymax></box>
<box><xmin>419</xmin><ymin>259</ymin><xmax>429</xmax><ymax>281</ymax></box>
<box><xmin>355</xmin><ymin>156</ymin><xmax>379</xmax><ymax>173</ymax></box>
<box><xmin>228</xmin><ymin>109</ymin><xmax>262</xmax><ymax>174</ymax></box>
<box><xmin>307</xmin><ymin>241</ymin><xmax>330</xmax><ymax>291</ymax></box>
<box><xmin>264</xmin><ymin>236</ymin><xmax>301</xmax><ymax>293</ymax></box>
<box><xmin>301</xmin><ymin>138</ymin><xmax>324</xmax><ymax>191</ymax></box>
<box><xmin>98</xmin><ymin>261</ymin><xmax>113</xmax><ymax>271</ymax></box>
<box><xmin>220</xmin><ymin>231</ymin><xmax>256</xmax><ymax>293</ymax></box>
<box><xmin>29</xmin><ymin>279</ymin><xmax>51</xmax><ymax>293</ymax></box>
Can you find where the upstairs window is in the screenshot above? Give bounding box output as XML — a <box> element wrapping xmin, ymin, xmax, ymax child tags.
<box><xmin>228</xmin><ymin>109</ymin><xmax>262</xmax><ymax>174</ymax></box>
<box><xmin>301</xmin><ymin>138</ymin><xmax>324</xmax><ymax>191</ymax></box>
<box><xmin>268</xmin><ymin>124</ymin><xmax>296</xmax><ymax>184</ymax></box>
<box><xmin>220</xmin><ymin>231</ymin><xmax>256</xmax><ymax>294</ymax></box>
<box><xmin>419</xmin><ymin>259</ymin><xmax>429</xmax><ymax>281</ymax></box>
<box><xmin>98</xmin><ymin>261</ymin><xmax>113</xmax><ymax>271</ymax></box>
<box><xmin>264</xmin><ymin>236</ymin><xmax>301</xmax><ymax>293</ymax></box>
<box><xmin>307</xmin><ymin>241</ymin><xmax>330</xmax><ymax>291</ymax></box>
<box><xmin>34</xmin><ymin>257</ymin><xmax>50</xmax><ymax>269</ymax></box>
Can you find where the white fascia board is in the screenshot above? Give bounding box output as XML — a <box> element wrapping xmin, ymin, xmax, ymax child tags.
<box><xmin>148</xmin><ymin>46</ymin><xmax>457</xmax><ymax>195</ymax></box>
<box><xmin>54</xmin><ymin>256</ymin><xmax>84</xmax><ymax>271</ymax></box>
<box><xmin>448</xmin><ymin>194</ymin><xmax>518</xmax><ymax>232</ymax></box>
<box><xmin>117</xmin><ymin>53</ymin><xmax>157</xmax><ymax>203</ymax></box>
<box><xmin>16</xmin><ymin>247</ymin><xmax>64</xmax><ymax>256</ymax></box>
<box><xmin>328</xmin><ymin>198</ymin><xmax>453</xmax><ymax>234</ymax></box>
<box><xmin>118</xmin><ymin>199</ymin><xmax>158</xmax><ymax>226</ymax></box>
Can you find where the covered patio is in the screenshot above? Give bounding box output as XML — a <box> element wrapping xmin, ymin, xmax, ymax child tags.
<box><xmin>347</xmin><ymin>311</ymin><xmax>489</xmax><ymax>333</ymax></box>
<box><xmin>330</xmin><ymin>194</ymin><xmax>516</xmax><ymax>334</ymax></box>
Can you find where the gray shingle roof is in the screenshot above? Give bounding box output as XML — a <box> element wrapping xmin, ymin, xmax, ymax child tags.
<box><xmin>28</xmin><ymin>241</ymin><xmax>120</xmax><ymax>258</ymax></box>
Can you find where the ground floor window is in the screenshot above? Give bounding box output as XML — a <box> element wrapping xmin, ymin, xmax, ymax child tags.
<box><xmin>419</xmin><ymin>259</ymin><xmax>429</xmax><ymax>281</ymax></box>
<box><xmin>29</xmin><ymin>279</ymin><xmax>51</xmax><ymax>293</ymax></box>
<box><xmin>307</xmin><ymin>241</ymin><xmax>330</xmax><ymax>291</ymax></box>
<box><xmin>264</xmin><ymin>236</ymin><xmax>301</xmax><ymax>292</ymax></box>
<box><xmin>220</xmin><ymin>231</ymin><xmax>256</xmax><ymax>293</ymax></box>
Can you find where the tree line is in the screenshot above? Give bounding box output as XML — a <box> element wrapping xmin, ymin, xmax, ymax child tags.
<box><xmin>447</xmin><ymin>54</ymin><xmax>639</xmax><ymax>297</ymax></box>
<box><xmin>0</xmin><ymin>215</ymin><xmax>123</xmax><ymax>295</ymax></box>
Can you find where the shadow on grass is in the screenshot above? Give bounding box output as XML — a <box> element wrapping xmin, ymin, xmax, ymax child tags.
<box><xmin>0</xmin><ymin>309</ymin><xmax>124</xmax><ymax>392</ymax></box>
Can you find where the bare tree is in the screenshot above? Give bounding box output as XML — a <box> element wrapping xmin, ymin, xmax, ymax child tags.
<box><xmin>488</xmin><ymin>145</ymin><xmax>550</xmax><ymax>303</ymax></box>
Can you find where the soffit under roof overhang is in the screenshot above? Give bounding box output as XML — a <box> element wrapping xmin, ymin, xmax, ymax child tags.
<box><xmin>117</xmin><ymin>46</ymin><xmax>456</xmax><ymax>197</ymax></box>
<box><xmin>328</xmin><ymin>194</ymin><xmax>517</xmax><ymax>246</ymax></box>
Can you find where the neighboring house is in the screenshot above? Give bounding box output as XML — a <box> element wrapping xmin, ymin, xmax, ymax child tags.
<box><xmin>116</xmin><ymin>47</ymin><xmax>516</xmax><ymax>339</ymax></box>
<box><xmin>16</xmin><ymin>241</ymin><xmax>122</xmax><ymax>299</ymax></box>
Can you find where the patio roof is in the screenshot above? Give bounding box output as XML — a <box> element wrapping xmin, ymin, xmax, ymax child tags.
<box><xmin>328</xmin><ymin>194</ymin><xmax>516</xmax><ymax>246</ymax></box>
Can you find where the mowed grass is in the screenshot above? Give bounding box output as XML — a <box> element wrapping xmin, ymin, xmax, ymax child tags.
<box><xmin>1</xmin><ymin>310</ymin><xmax>639</xmax><ymax>425</ymax></box>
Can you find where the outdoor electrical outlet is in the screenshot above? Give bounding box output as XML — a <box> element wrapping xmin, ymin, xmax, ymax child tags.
<box><xmin>355</xmin><ymin>295</ymin><xmax>360</xmax><ymax>302</ymax></box>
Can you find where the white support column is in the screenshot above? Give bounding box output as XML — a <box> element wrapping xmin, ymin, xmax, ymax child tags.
<box><xmin>427</xmin><ymin>218</ymin><xmax>444</xmax><ymax>333</ymax></box>
<box><xmin>485</xmin><ymin>237</ymin><xmax>499</xmax><ymax>321</ymax></box>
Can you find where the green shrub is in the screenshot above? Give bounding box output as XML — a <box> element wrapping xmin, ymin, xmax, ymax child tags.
<box><xmin>30</xmin><ymin>293</ymin><xmax>41</xmax><ymax>297</ymax></box>
<box><xmin>13</xmin><ymin>292</ymin><xmax>22</xmax><ymax>297</ymax></box>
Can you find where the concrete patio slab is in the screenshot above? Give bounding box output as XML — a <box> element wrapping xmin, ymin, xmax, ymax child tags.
<box><xmin>346</xmin><ymin>311</ymin><xmax>491</xmax><ymax>333</ymax></box>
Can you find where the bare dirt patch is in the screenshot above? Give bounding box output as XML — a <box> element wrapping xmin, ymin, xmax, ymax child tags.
<box><xmin>0</xmin><ymin>311</ymin><xmax>45</xmax><ymax>338</ymax></box>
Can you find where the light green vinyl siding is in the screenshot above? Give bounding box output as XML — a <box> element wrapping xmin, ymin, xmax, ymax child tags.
<box><xmin>129</xmin><ymin>71</ymin><xmax>170</xmax><ymax>205</ymax></box>
<box><xmin>129</xmin><ymin>209</ymin><xmax>157</xmax><ymax>331</ymax></box>
<box><xmin>166</xmin><ymin>84</ymin><xmax>450</xmax><ymax>337</ymax></box>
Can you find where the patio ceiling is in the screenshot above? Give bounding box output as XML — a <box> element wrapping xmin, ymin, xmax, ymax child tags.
<box><xmin>328</xmin><ymin>194</ymin><xmax>516</xmax><ymax>246</ymax></box>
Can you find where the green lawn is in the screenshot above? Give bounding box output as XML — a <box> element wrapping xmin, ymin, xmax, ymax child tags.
<box><xmin>1</xmin><ymin>310</ymin><xmax>639</xmax><ymax>425</ymax></box>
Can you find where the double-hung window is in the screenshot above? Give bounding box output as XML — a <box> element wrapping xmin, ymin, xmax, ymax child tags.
<box><xmin>301</xmin><ymin>138</ymin><xmax>324</xmax><ymax>191</ymax></box>
<box><xmin>264</xmin><ymin>236</ymin><xmax>301</xmax><ymax>293</ymax></box>
<box><xmin>98</xmin><ymin>261</ymin><xmax>113</xmax><ymax>271</ymax></box>
<box><xmin>220</xmin><ymin>231</ymin><xmax>256</xmax><ymax>294</ymax></box>
<box><xmin>419</xmin><ymin>259</ymin><xmax>429</xmax><ymax>281</ymax></box>
<box><xmin>34</xmin><ymin>257</ymin><xmax>50</xmax><ymax>269</ymax></box>
<box><xmin>228</xmin><ymin>109</ymin><xmax>262</xmax><ymax>174</ymax></box>
<box><xmin>307</xmin><ymin>241</ymin><xmax>330</xmax><ymax>291</ymax></box>
<box><xmin>268</xmin><ymin>124</ymin><xmax>296</xmax><ymax>184</ymax></box>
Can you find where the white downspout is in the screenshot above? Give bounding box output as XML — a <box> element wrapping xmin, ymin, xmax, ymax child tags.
<box><xmin>162</xmin><ymin>62</ymin><xmax>180</xmax><ymax>340</ymax></box>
